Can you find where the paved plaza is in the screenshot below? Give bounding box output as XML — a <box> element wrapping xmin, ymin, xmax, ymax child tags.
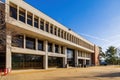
<box><xmin>1</xmin><ymin>66</ymin><xmax>120</xmax><ymax>80</ymax></box>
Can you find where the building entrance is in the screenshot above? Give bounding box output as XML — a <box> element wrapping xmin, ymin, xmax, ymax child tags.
<box><xmin>67</xmin><ymin>48</ymin><xmax>75</xmax><ymax>67</ymax></box>
<box><xmin>48</xmin><ymin>56</ymin><xmax>63</xmax><ymax>68</ymax></box>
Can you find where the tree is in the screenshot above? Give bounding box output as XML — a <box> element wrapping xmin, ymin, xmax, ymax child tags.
<box><xmin>99</xmin><ymin>47</ymin><xmax>106</xmax><ymax>58</ymax></box>
<box><xmin>0</xmin><ymin>1</ymin><xmax>20</xmax><ymax>70</ymax></box>
<box><xmin>0</xmin><ymin>1</ymin><xmax>20</xmax><ymax>51</ymax></box>
<box><xmin>105</xmin><ymin>46</ymin><xmax>117</xmax><ymax>65</ymax></box>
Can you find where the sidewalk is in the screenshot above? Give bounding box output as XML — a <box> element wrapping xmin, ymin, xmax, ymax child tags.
<box><xmin>3</xmin><ymin>66</ymin><xmax>120</xmax><ymax>80</ymax></box>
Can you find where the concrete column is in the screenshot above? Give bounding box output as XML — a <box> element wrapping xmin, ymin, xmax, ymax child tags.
<box><xmin>6</xmin><ymin>34</ymin><xmax>12</xmax><ymax>72</ymax></box>
<box><xmin>25</xmin><ymin>10</ymin><xmax>27</xmax><ymax>24</ymax></box>
<box><xmin>59</xmin><ymin>45</ymin><xmax>61</xmax><ymax>54</ymax></box>
<box><xmin>5</xmin><ymin>0</ymin><xmax>9</xmax><ymax>22</ymax></box>
<box><xmin>38</xmin><ymin>17</ymin><xmax>40</xmax><ymax>29</ymax></box>
<box><xmin>62</xmin><ymin>31</ymin><xmax>64</xmax><ymax>39</ymax></box>
<box><xmin>44</xmin><ymin>21</ymin><xmax>46</xmax><ymax>31</ymax></box>
<box><xmin>17</xmin><ymin>6</ymin><xmax>19</xmax><ymax>21</ymax></box>
<box><xmin>52</xmin><ymin>43</ymin><xmax>55</xmax><ymax>53</ymax></box>
<box><xmin>66</xmin><ymin>33</ymin><xmax>67</xmax><ymax>40</ymax></box>
<box><xmin>89</xmin><ymin>59</ymin><xmax>92</xmax><ymax>66</ymax></box>
<box><xmin>43</xmin><ymin>40</ymin><xmax>48</xmax><ymax>69</ymax></box>
<box><xmin>75</xmin><ymin>50</ymin><xmax>78</xmax><ymax>67</ymax></box>
<box><xmin>35</xmin><ymin>38</ymin><xmax>38</xmax><ymax>50</ymax></box>
<box><xmin>48</xmin><ymin>23</ymin><xmax>50</xmax><ymax>33</ymax></box>
<box><xmin>32</xmin><ymin>14</ymin><xmax>34</xmax><ymax>27</ymax></box>
<box><xmin>23</xmin><ymin>34</ymin><xmax>26</xmax><ymax>49</ymax></box>
<box><xmin>83</xmin><ymin>59</ymin><xmax>86</xmax><ymax>65</ymax></box>
<box><xmin>63</xmin><ymin>47</ymin><xmax>67</xmax><ymax>68</ymax></box>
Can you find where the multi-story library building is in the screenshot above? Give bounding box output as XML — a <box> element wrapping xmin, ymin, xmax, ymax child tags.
<box><xmin>0</xmin><ymin>0</ymin><xmax>99</xmax><ymax>71</ymax></box>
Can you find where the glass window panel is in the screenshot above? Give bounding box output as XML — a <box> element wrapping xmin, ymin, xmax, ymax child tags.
<box><xmin>27</xmin><ymin>12</ymin><xmax>33</xmax><ymax>26</ymax></box>
<box><xmin>48</xmin><ymin>43</ymin><xmax>52</xmax><ymax>52</ymax></box>
<box><xmin>19</xmin><ymin>8</ymin><xmax>25</xmax><ymax>23</ymax></box>
<box><xmin>61</xmin><ymin>46</ymin><xmax>64</xmax><ymax>54</ymax></box>
<box><xmin>38</xmin><ymin>40</ymin><xmax>43</xmax><ymax>51</ymax></box>
<box><xmin>12</xmin><ymin>53</ymin><xmax>43</xmax><ymax>69</ymax></box>
<box><xmin>40</xmin><ymin>19</ymin><xmax>44</xmax><ymax>30</ymax></box>
<box><xmin>45</xmin><ymin>22</ymin><xmax>49</xmax><ymax>32</ymax></box>
<box><xmin>55</xmin><ymin>44</ymin><xmax>59</xmax><ymax>53</ymax></box>
<box><xmin>48</xmin><ymin>56</ymin><xmax>63</xmax><ymax>68</ymax></box>
<box><xmin>34</xmin><ymin>17</ymin><xmax>39</xmax><ymax>28</ymax></box>
<box><xmin>10</xmin><ymin>4</ymin><xmax>17</xmax><ymax>19</ymax></box>
<box><xmin>50</xmin><ymin>24</ymin><xmax>53</xmax><ymax>34</ymax></box>
<box><xmin>26</xmin><ymin>37</ymin><xmax>35</xmax><ymax>49</ymax></box>
<box><xmin>12</xmin><ymin>35</ymin><xmax>24</xmax><ymax>48</ymax></box>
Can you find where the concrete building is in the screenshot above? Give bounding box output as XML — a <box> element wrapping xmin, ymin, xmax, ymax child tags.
<box><xmin>0</xmin><ymin>0</ymin><xmax>99</xmax><ymax>71</ymax></box>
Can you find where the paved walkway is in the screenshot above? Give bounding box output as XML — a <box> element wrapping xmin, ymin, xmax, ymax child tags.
<box><xmin>1</xmin><ymin>66</ymin><xmax>120</xmax><ymax>80</ymax></box>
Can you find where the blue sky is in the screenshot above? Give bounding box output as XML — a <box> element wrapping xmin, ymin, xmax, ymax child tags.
<box><xmin>25</xmin><ymin>0</ymin><xmax>120</xmax><ymax>51</ymax></box>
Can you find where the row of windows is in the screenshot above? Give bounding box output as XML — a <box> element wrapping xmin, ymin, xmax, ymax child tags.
<box><xmin>9</xmin><ymin>2</ymin><xmax>94</xmax><ymax>51</ymax></box>
<box><xmin>78</xmin><ymin>51</ymin><xmax>91</xmax><ymax>58</ymax></box>
<box><xmin>12</xmin><ymin>35</ymin><xmax>64</xmax><ymax>54</ymax></box>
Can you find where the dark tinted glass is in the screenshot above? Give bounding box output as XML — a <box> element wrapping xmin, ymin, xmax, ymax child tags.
<box><xmin>61</xmin><ymin>46</ymin><xmax>64</xmax><ymax>54</ymax></box>
<box><xmin>40</xmin><ymin>20</ymin><xmax>44</xmax><ymax>30</ymax></box>
<box><xmin>45</xmin><ymin>23</ymin><xmax>49</xmax><ymax>32</ymax></box>
<box><xmin>27</xmin><ymin>14</ymin><xmax>32</xmax><ymax>26</ymax></box>
<box><xmin>55</xmin><ymin>45</ymin><xmax>59</xmax><ymax>53</ymax></box>
<box><xmin>34</xmin><ymin>18</ymin><xmax>38</xmax><ymax>28</ymax></box>
<box><xmin>48</xmin><ymin>43</ymin><xmax>52</xmax><ymax>52</ymax></box>
<box><xmin>0</xmin><ymin>53</ymin><xmax>6</xmax><ymax>69</ymax></box>
<box><xmin>10</xmin><ymin>6</ymin><xmax>17</xmax><ymax>19</ymax></box>
<box><xmin>48</xmin><ymin>57</ymin><xmax>63</xmax><ymax>68</ymax></box>
<box><xmin>26</xmin><ymin>37</ymin><xmax>35</xmax><ymax>49</ymax></box>
<box><xmin>19</xmin><ymin>10</ymin><xmax>25</xmax><ymax>23</ymax></box>
<box><xmin>38</xmin><ymin>40</ymin><xmax>43</xmax><ymax>51</ymax></box>
<box><xmin>50</xmin><ymin>25</ymin><xmax>53</xmax><ymax>34</ymax></box>
<box><xmin>12</xmin><ymin>53</ymin><xmax>43</xmax><ymax>69</ymax></box>
<box><xmin>12</xmin><ymin>35</ymin><xmax>24</xmax><ymax>48</ymax></box>
<box><xmin>67</xmin><ymin>48</ymin><xmax>75</xmax><ymax>67</ymax></box>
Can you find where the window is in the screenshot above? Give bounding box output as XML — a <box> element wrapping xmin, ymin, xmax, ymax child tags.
<box><xmin>12</xmin><ymin>35</ymin><xmax>24</xmax><ymax>48</ymax></box>
<box><xmin>55</xmin><ymin>45</ymin><xmax>59</xmax><ymax>53</ymax></box>
<box><xmin>54</xmin><ymin>27</ymin><xmax>57</xmax><ymax>35</ymax></box>
<box><xmin>67</xmin><ymin>33</ymin><xmax>69</xmax><ymax>40</ymax></box>
<box><xmin>10</xmin><ymin>3</ymin><xmax>17</xmax><ymax>19</ymax></box>
<box><xmin>48</xmin><ymin>57</ymin><xmax>63</xmax><ymax>68</ymax></box>
<box><xmin>61</xmin><ymin>46</ymin><xmax>64</xmax><ymax>54</ymax></box>
<box><xmin>27</xmin><ymin>12</ymin><xmax>33</xmax><ymax>26</ymax></box>
<box><xmin>45</xmin><ymin>22</ymin><xmax>49</xmax><ymax>32</ymax></box>
<box><xmin>40</xmin><ymin>19</ymin><xmax>44</xmax><ymax>30</ymax></box>
<box><xmin>58</xmin><ymin>28</ymin><xmax>60</xmax><ymax>37</ymax></box>
<box><xmin>34</xmin><ymin>16</ymin><xmax>39</xmax><ymax>28</ymax></box>
<box><xmin>48</xmin><ymin>43</ymin><xmax>52</xmax><ymax>52</ymax></box>
<box><xmin>12</xmin><ymin>53</ymin><xmax>43</xmax><ymax>69</ymax></box>
<box><xmin>61</xmin><ymin>30</ymin><xmax>63</xmax><ymax>38</ymax></box>
<box><xmin>38</xmin><ymin>40</ymin><xmax>43</xmax><ymax>51</ymax></box>
<box><xmin>19</xmin><ymin>8</ymin><xmax>25</xmax><ymax>23</ymax></box>
<box><xmin>50</xmin><ymin>24</ymin><xmax>53</xmax><ymax>34</ymax></box>
<box><xmin>26</xmin><ymin>37</ymin><xmax>35</xmax><ymax>49</ymax></box>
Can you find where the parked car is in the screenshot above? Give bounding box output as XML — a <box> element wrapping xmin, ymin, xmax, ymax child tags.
<box><xmin>100</xmin><ymin>62</ymin><xmax>107</xmax><ymax>66</ymax></box>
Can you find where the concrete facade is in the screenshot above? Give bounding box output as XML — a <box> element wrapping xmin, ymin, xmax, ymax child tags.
<box><xmin>0</xmin><ymin>0</ymin><xmax>99</xmax><ymax>71</ymax></box>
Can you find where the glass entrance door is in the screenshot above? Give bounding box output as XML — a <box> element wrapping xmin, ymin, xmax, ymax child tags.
<box><xmin>67</xmin><ymin>48</ymin><xmax>75</xmax><ymax>67</ymax></box>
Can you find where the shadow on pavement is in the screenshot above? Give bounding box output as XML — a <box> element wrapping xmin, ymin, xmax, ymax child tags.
<box><xmin>96</xmin><ymin>72</ymin><xmax>120</xmax><ymax>77</ymax></box>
